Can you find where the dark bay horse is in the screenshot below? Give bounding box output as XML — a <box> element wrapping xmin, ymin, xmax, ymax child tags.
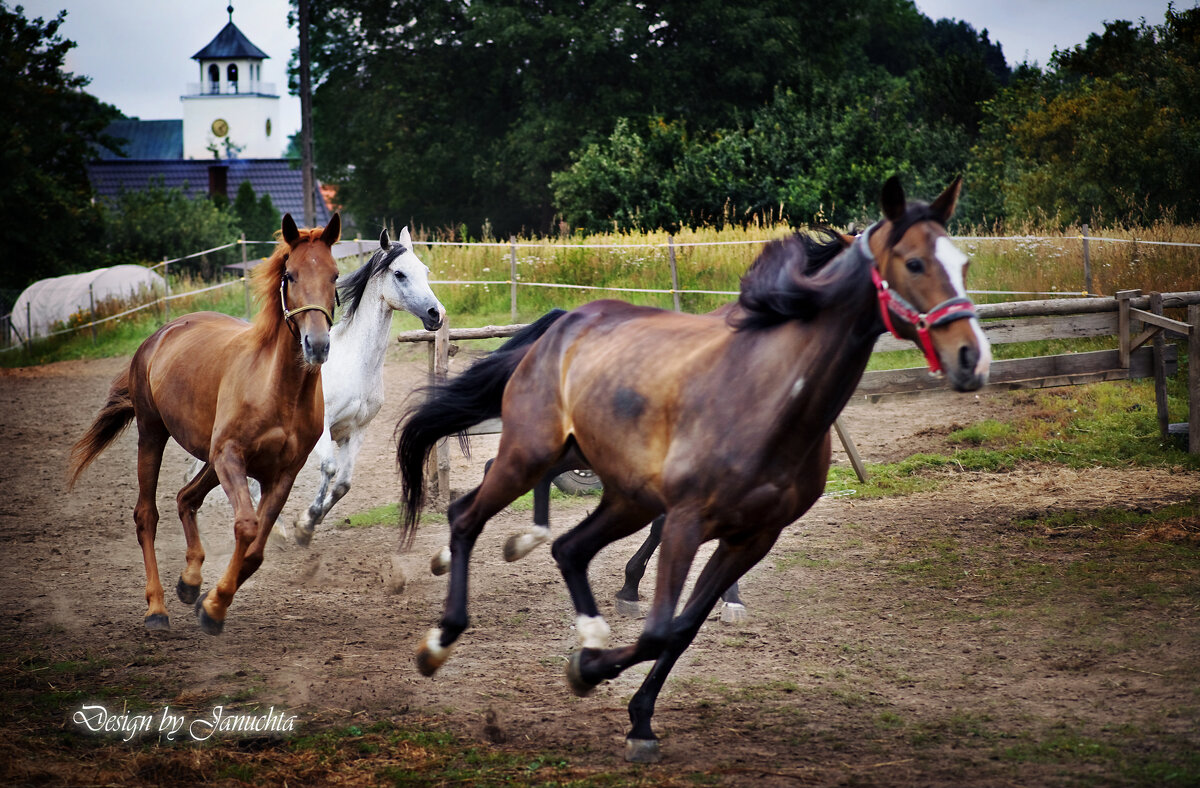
<box><xmin>398</xmin><ymin>177</ymin><xmax>990</xmax><ymax>762</ymax></box>
<box><xmin>69</xmin><ymin>213</ymin><xmax>341</xmax><ymax>634</ymax></box>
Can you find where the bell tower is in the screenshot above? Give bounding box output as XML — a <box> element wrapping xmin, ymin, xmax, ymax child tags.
<box><xmin>181</xmin><ymin>4</ymin><xmax>281</xmax><ymax>159</ymax></box>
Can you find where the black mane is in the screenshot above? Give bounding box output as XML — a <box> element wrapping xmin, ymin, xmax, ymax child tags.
<box><xmin>886</xmin><ymin>201</ymin><xmax>946</xmax><ymax>246</ymax></box>
<box><xmin>730</xmin><ymin>229</ymin><xmax>862</xmax><ymax>331</ymax></box>
<box><xmin>337</xmin><ymin>242</ymin><xmax>408</xmax><ymax>321</ymax></box>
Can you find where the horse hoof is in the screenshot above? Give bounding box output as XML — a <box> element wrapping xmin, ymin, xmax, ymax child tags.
<box><xmin>415</xmin><ymin>629</ymin><xmax>452</xmax><ymax>676</ymax></box>
<box><xmin>720</xmin><ymin>602</ymin><xmax>748</xmax><ymax>625</ymax></box>
<box><xmin>176</xmin><ymin>576</ymin><xmax>200</xmax><ymax>605</ymax></box>
<box><xmin>624</xmin><ymin>737</ymin><xmax>662</xmax><ymax>764</ymax></box>
<box><xmin>566</xmin><ymin>650</ymin><xmax>598</xmax><ymax>697</ymax></box>
<box><xmin>429</xmin><ymin>548</ymin><xmax>450</xmax><ymax>576</ymax></box>
<box><xmin>195</xmin><ymin>596</ymin><xmax>224</xmax><ymax>636</ymax></box>
<box><xmin>294</xmin><ymin>523</ymin><xmax>315</xmax><ymax>547</ymax></box>
<box><xmin>502</xmin><ymin>534</ymin><xmax>524</xmax><ymax>562</ymax></box>
<box><xmin>144</xmin><ymin>613</ymin><xmax>170</xmax><ymax>631</ymax></box>
<box><xmin>614</xmin><ymin>597</ymin><xmax>641</xmax><ymax>618</ymax></box>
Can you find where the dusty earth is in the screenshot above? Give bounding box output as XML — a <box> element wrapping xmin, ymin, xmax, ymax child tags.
<box><xmin>1</xmin><ymin>341</ymin><xmax>1197</xmax><ymax>786</ymax></box>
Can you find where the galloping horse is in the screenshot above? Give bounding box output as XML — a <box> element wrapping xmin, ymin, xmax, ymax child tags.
<box><xmin>69</xmin><ymin>213</ymin><xmax>341</xmax><ymax>634</ymax></box>
<box><xmin>292</xmin><ymin>226</ymin><xmax>445</xmax><ymax>545</ymax></box>
<box><xmin>398</xmin><ymin>177</ymin><xmax>990</xmax><ymax>762</ymax></box>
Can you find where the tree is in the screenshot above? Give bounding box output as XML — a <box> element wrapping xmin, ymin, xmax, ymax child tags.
<box><xmin>102</xmin><ymin>181</ymin><xmax>241</xmax><ymax>276</ymax></box>
<box><xmin>231</xmin><ymin>180</ymin><xmax>282</xmax><ymax>244</ymax></box>
<box><xmin>0</xmin><ymin>3</ymin><xmax>121</xmax><ymax>295</ymax></box>
<box><xmin>967</xmin><ymin>7</ymin><xmax>1200</xmax><ymax>227</ymax></box>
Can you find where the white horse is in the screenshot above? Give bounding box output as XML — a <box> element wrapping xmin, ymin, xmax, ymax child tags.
<box><xmin>292</xmin><ymin>226</ymin><xmax>445</xmax><ymax>545</ymax></box>
<box><xmin>187</xmin><ymin>227</ymin><xmax>444</xmax><ymax>543</ymax></box>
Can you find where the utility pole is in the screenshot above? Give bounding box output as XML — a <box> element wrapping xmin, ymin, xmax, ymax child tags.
<box><xmin>298</xmin><ymin>0</ymin><xmax>315</xmax><ymax>227</ymax></box>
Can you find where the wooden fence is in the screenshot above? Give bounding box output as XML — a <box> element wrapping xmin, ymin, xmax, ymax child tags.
<box><xmin>399</xmin><ymin>290</ymin><xmax>1200</xmax><ymax>502</ymax></box>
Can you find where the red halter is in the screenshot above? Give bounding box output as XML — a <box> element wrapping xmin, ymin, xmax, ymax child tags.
<box><xmin>859</xmin><ymin>233</ymin><xmax>977</xmax><ymax>375</ymax></box>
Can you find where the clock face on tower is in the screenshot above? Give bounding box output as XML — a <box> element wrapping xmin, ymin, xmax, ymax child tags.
<box><xmin>211</xmin><ymin>118</ymin><xmax>229</xmax><ymax>137</ymax></box>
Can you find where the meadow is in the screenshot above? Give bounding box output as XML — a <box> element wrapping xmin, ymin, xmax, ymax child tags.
<box><xmin>3</xmin><ymin>221</ymin><xmax>1197</xmax><ymax>368</ymax></box>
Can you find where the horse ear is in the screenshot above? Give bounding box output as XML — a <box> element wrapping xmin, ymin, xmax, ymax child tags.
<box><xmin>379</xmin><ymin>228</ymin><xmax>390</xmax><ymax>250</ymax></box>
<box><xmin>281</xmin><ymin>213</ymin><xmax>300</xmax><ymax>245</ymax></box>
<box><xmin>881</xmin><ymin>176</ymin><xmax>906</xmax><ymax>223</ymax></box>
<box><xmin>399</xmin><ymin>225</ymin><xmax>412</xmax><ymax>246</ymax></box>
<box><xmin>930</xmin><ymin>176</ymin><xmax>963</xmax><ymax>223</ymax></box>
<box><xmin>322</xmin><ymin>212</ymin><xmax>342</xmax><ymax>246</ymax></box>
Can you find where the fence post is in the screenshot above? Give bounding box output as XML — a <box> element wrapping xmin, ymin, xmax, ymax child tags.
<box><xmin>88</xmin><ymin>283</ymin><xmax>97</xmax><ymax>345</ymax></box>
<box><xmin>509</xmin><ymin>237</ymin><xmax>518</xmax><ymax>322</ymax></box>
<box><xmin>26</xmin><ymin>302</ymin><xmax>31</xmax><ymax>346</ymax></box>
<box><xmin>1081</xmin><ymin>224</ymin><xmax>1093</xmax><ymax>295</ymax></box>
<box><xmin>1189</xmin><ymin>304</ymin><xmax>1199</xmax><ymax>454</ymax></box>
<box><xmin>1116</xmin><ymin>289</ymin><xmax>1140</xmax><ymax>368</ymax></box>
<box><xmin>668</xmin><ymin>235</ymin><xmax>681</xmax><ymax>312</ymax></box>
<box><xmin>241</xmin><ymin>234</ymin><xmax>250</xmax><ymax>320</ymax></box>
<box><xmin>163</xmin><ymin>258</ymin><xmax>171</xmax><ymax>323</ymax></box>
<box><xmin>1149</xmin><ymin>292</ymin><xmax>1169</xmax><ymax>441</ymax></box>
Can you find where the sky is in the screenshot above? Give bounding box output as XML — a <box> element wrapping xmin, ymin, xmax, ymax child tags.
<box><xmin>20</xmin><ymin>0</ymin><xmax>1187</xmax><ymax>155</ymax></box>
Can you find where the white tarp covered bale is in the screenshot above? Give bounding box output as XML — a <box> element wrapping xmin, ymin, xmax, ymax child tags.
<box><xmin>11</xmin><ymin>265</ymin><xmax>165</xmax><ymax>342</ymax></box>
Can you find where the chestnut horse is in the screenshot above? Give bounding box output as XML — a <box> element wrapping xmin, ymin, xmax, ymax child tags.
<box><xmin>69</xmin><ymin>213</ymin><xmax>341</xmax><ymax>635</ymax></box>
<box><xmin>398</xmin><ymin>177</ymin><xmax>990</xmax><ymax>762</ymax></box>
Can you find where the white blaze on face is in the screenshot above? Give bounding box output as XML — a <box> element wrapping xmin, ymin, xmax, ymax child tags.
<box><xmin>935</xmin><ymin>236</ymin><xmax>992</xmax><ymax>377</ymax></box>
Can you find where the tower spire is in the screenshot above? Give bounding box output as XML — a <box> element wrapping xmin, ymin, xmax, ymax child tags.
<box><xmin>227</xmin><ymin>4</ymin><xmax>234</xmax><ymax>24</ymax></box>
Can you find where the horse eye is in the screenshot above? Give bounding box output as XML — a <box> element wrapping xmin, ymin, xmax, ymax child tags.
<box><xmin>905</xmin><ymin>258</ymin><xmax>925</xmax><ymax>274</ymax></box>
<box><xmin>284</xmin><ymin>271</ymin><xmax>296</xmax><ymax>283</ymax></box>
<box><xmin>394</xmin><ymin>270</ymin><xmax>407</xmax><ymax>280</ymax></box>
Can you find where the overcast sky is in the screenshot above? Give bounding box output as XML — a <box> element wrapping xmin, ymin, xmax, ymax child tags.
<box><xmin>20</xmin><ymin>0</ymin><xmax>1186</xmax><ymax>153</ymax></box>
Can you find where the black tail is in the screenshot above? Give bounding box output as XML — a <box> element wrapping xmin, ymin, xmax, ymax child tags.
<box><xmin>397</xmin><ymin>309</ymin><xmax>568</xmax><ymax>544</ymax></box>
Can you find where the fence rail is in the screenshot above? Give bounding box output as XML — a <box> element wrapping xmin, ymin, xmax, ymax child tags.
<box><xmin>5</xmin><ymin>229</ymin><xmax>1198</xmax><ymax>352</ymax></box>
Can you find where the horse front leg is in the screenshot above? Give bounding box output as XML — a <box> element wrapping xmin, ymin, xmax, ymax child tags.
<box><xmin>175</xmin><ymin>462</ymin><xmax>219</xmax><ymax>605</ymax></box>
<box><xmin>554</xmin><ymin>501</ymin><xmax>678</xmax><ymax>696</ymax></box>
<box><xmin>195</xmin><ymin>445</ymin><xmax>261</xmax><ymax>635</ymax></box>
<box><xmin>502</xmin><ymin>471</ymin><xmax>554</xmax><ymax>562</ymax></box>
<box><xmin>624</xmin><ymin>531</ymin><xmax>778</xmax><ymax>763</ymax></box>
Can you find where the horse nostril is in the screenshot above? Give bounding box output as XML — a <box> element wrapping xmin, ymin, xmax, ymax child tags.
<box><xmin>959</xmin><ymin>344</ymin><xmax>978</xmax><ymax>372</ymax></box>
<box><xmin>428</xmin><ymin>307</ymin><xmax>440</xmax><ymax>320</ymax></box>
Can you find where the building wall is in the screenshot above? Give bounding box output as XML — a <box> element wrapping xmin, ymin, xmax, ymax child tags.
<box><xmin>181</xmin><ymin>59</ymin><xmax>281</xmax><ymax>159</ymax></box>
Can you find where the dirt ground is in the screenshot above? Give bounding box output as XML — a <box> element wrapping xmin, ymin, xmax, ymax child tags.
<box><xmin>1</xmin><ymin>341</ymin><xmax>1197</xmax><ymax>786</ymax></box>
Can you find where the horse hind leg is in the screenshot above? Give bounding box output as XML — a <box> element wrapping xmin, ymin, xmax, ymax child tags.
<box><xmin>417</xmin><ymin>447</ymin><xmax>557</xmax><ymax>678</ymax></box>
<box><xmin>614</xmin><ymin>514</ymin><xmax>665</xmax><ymax>617</ymax></box>
<box><xmin>175</xmin><ymin>462</ymin><xmax>218</xmax><ymax>605</ymax></box>
<box><xmin>134</xmin><ymin>423</ymin><xmax>170</xmax><ymax>630</ymax></box>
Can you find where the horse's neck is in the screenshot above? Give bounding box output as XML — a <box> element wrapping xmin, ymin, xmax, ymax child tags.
<box><xmin>335</xmin><ymin>278</ymin><xmax>393</xmax><ymax>380</ymax></box>
<box><xmin>260</xmin><ymin>325</ymin><xmax>322</xmax><ymax>401</ymax></box>
<box><xmin>755</xmin><ymin>275</ymin><xmax>880</xmax><ymax>444</ymax></box>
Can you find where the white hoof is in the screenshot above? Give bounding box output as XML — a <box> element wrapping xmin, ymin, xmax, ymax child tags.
<box><xmin>575</xmin><ymin>614</ymin><xmax>611</xmax><ymax>650</ymax></box>
<box><xmin>430</xmin><ymin>546</ymin><xmax>451</xmax><ymax>576</ymax></box>
<box><xmin>614</xmin><ymin>597</ymin><xmax>642</xmax><ymax>618</ymax></box>
<box><xmin>503</xmin><ymin>525</ymin><xmax>550</xmax><ymax>562</ymax></box>
<box><xmin>719</xmin><ymin>602</ymin><xmax>748</xmax><ymax>625</ymax></box>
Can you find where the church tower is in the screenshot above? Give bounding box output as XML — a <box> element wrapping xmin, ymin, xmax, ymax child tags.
<box><xmin>181</xmin><ymin>4</ymin><xmax>281</xmax><ymax>159</ymax></box>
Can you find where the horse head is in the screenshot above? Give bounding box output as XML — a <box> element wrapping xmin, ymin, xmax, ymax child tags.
<box><xmin>280</xmin><ymin>212</ymin><xmax>341</xmax><ymax>365</ymax></box>
<box><xmin>864</xmin><ymin>176</ymin><xmax>991</xmax><ymax>391</ymax></box>
<box><xmin>377</xmin><ymin>226</ymin><xmax>445</xmax><ymax>331</ymax></box>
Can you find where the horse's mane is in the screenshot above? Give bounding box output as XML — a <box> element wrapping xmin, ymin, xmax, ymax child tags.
<box><xmin>730</xmin><ymin>228</ymin><xmax>862</xmax><ymax>331</ymax></box>
<box><xmin>251</xmin><ymin>226</ymin><xmax>330</xmax><ymax>338</ymax></box>
<box><xmin>885</xmin><ymin>201</ymin><xmax>947</xmax><ymax>247</ymax></box>
<box><xmin>338</xmin><ymin>241</ymin><xmax>407</xmax><ymax>322</ymax></box>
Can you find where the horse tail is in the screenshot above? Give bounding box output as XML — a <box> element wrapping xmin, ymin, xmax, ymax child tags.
<box><xmin>397</xmin><ymin>308</ymin><xmax>568</xmax><ymax>544</ymax></box>
<box><xmin>68</xmin><ymin>368</ymin><xmax>134</xmax><ymax>489</ymax></box>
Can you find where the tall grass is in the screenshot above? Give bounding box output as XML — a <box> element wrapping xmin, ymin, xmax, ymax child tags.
<box><xmin>411</xmin><ymin>221</ymin><xmax>1200</xmax><ymax>326</ymax></box>
<box><xmin>4</xmin><ymin>222</ymin><xmax>1197</xmax><ymax>366</ymax></box>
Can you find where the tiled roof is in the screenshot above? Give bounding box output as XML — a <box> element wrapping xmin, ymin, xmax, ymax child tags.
<box><xmin>86</xmin><ymin>159</ymin><xmax>332</xmax><ymax>227</ymax></box>
<box><xmin>94</xmin><ymin>120</ymin><xmax>183</xmax><ymax>160</ymax></box>
<box><xmin>192</xmin><ymin>21</ymin><xmax>269</xmax><ymax>60</ymax></box>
